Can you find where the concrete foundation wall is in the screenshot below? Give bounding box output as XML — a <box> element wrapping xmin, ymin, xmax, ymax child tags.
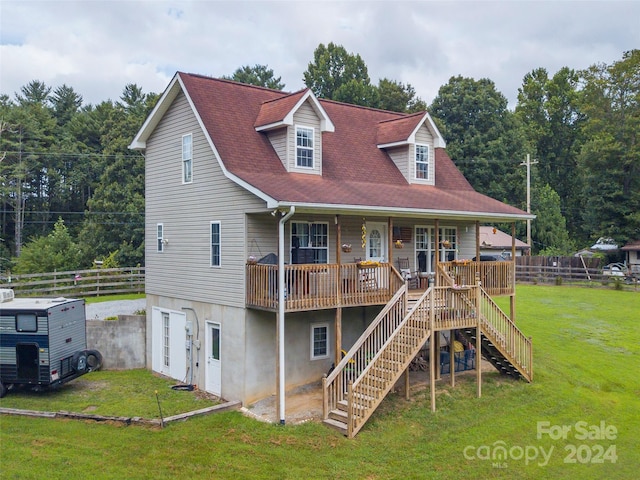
<box><xmin>87</xmin><ymin>315</ymin><xmax>146</xmax><ymax>370</ymax></box>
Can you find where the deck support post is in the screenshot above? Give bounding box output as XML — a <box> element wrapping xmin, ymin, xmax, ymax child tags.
<box><xmin>450</xmin><ymin>329</ymin><xmax>455</xmax><ymax>388</ymax></box>
<box><xmin>510</xmin><ymin>223</ymin><xmax>517</xmax><ymax>322</ymax></box>
<box><xmin>335</xmin><ymin>308</ymin><xmax>342</xmax><ymax>366</ymax></box>
<box><xmin>429</xmin><ymin>288</ymin><xmax>436</xmax><ymax>412</ymax></box>
<box><xmin>404</xmin><ymin>367</ymin><xmax>410</xmax><ymax>400</ymax></box>
<box><xmin>475</xmin><ymin>278</ymin><xmax>482</xmax><ymax>399</ymax></box>
<box><xmin>435</xmin><ymin>331</ymin><xmax>441</xmax><ymax>380</ymax></box>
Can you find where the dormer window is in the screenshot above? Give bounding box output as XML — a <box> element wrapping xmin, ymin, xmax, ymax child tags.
<box><xmin>296</xmin><ymin>126</ymin><xmax>314</xmax><ymax>168</ymax></box>
<box><xmin>415</xmin><ymin>144</ymin><xmax>429</xmax><ymax>180</ymax></box>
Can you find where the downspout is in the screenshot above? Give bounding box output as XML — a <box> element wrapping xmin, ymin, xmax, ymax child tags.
<box><xmin>278</xmin><ymin>206</ymin><xmax>295</xmax><ymax>424</ymax></box>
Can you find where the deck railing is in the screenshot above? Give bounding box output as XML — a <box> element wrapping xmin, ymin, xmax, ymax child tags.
<box><xmin>478</xmin><ymin>289</ymin><xmax>533</xmax><ymax>381</ymax></box>
<box><xmin>438</xmin><ymin>260</ymin><xmax>514</xmax><ymax>296</ymax></box>
<box><xmin>246</xmin><ymin>262</ymin><xmax>404</xmax><ymax>312</ymax></box>
<box><xmin>323</xmin><ymin>284</ymin><xmax>482</xmax><ymax>437</ymax></box>
<box><xmin>323</xmin><ymin>285</ymin><xmax>408</xmax><ymax>436</ymax></box>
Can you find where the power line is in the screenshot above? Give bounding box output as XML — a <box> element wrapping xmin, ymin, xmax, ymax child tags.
<box><xmin>0</xmin><ymin>210</ymin><xmax>143</xmax><ymax>216</ymax></box>
<box><xmin>0</xmin><ymin>151</ymin><xmax>143</xmax><ymax>159</ymax></box>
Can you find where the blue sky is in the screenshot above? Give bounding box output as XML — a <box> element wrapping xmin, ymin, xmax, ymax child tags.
<box><xmin>1</xmin><ymin>0</ymin><xmax>638</xmax><ymax>108</ymax></box>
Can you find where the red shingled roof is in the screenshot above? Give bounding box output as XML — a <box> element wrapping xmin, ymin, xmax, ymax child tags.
<box><xmin>376</xmin><ymin>112</ymin><xmax>425</xmax><ymax>145</ymax></box>
<box><xmin>176</xmin><ymin>72</ymin><xmax>528</xmax><ymax>218</ymax></box>
<box><xmin>254</xmin><ymin>90</ymin><xmax>307</xmax><ymax>129</ymax></box>
<box><xmin>621</xmin><ymin>240</ymin><xmax>640</xmax><ymax>251</ymax></box>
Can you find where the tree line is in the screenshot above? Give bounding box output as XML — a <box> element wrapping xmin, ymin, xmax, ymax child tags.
<box><xmin>1</xmin><ymin>44</ymin><xmax>638</xmax><ymax>274</ymax></box>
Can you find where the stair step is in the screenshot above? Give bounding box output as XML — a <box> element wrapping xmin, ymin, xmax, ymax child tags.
<box><xmin>323</xmin><ymin>417</ymin><xmax>347</xmax><ymax>434</ymax></box>
<box><xmin>337</xmin><ymin>399</ymin><xmax>367</xmax><ymax>414</ymax></box>
<box><xmin>328</xmin><ymin>408</ymin><xmax>348</xmax><ymax>422</ymax></box>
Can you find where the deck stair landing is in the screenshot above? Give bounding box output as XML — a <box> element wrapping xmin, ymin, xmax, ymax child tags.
<box><xmin>323</xmin><ymin>281</ymin><xmax>532</xmax><ymax>438</ymax></box>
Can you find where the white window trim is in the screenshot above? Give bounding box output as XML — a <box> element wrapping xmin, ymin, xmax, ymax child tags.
<box><xmin>415</xmin><ymin>225</ymin><xmax>458</xmax><ymax>273</ymax></box>
<box><xmin>295</xmin><ymin>125</ymin><xmax>315</xmax><ymax>169</ymax></box>
<box><xmin>157</xmin><ymin>223</ymin><xmax>164</xmax><ymax>253</ymax></box>
<box><xmin>182</xmin><ymin>133</ymin><xmax>193</xmax><ymax>184</ymax></box>
<box><xmin>210</xmin><ymin>221</ymin><xmax>221</xmax><ymax>267</ymax></box>
<box><xmin>310</xmin><ymin>322</ymin><xmax>330</xmax><ymax>360</ymax></box>
<box><xmin>162</xmin><ymin>312</ymin><xmax>170</xmax><ymax>369</ymax></box>
<box><xmin>291</xmin><ymin>221</ymin><xmax>329</xmax><ymax>264</ymax></box>
<box><xmin>415</xmin><ymin>143</ymin><xmax>430</xmax><ymax>180</ymax></box>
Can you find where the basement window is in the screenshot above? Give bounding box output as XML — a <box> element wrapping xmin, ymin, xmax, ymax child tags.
<box><xmin>311</xmin><ymin>323</ymin><xmax>329</xmax><ymax>360</ymax></box>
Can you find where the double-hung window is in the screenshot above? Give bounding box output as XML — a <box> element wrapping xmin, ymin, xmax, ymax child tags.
<box><xmin>210</xmin><ymin>221</ymin><xmax>221</xmax><ymax>267</ymax></box>
<box><xmin>291</xmin><ymin>221</ymin><xmax>328</xmax><ymax>264</ymax></box>
<box><xmin>182</xmin><ymin>134</ymin><xmax>193</xmax><ymax>183</ymax></box>
<box><xmin>157</xmin><ymin>224</ymin><xmax>164</xmax><ymax>252</ymax></box>
<box><xmin>415</xmin><ymin>144</ymin><xmax>429</xmax><ymax>180</ymax></box>
<box><xmin>310</xmin><ymin>323</ymin><xmax>329</xmax><ymax>359</ymax></box>
<box><xmin>296</xmin><ymin>126</ymin><xmax>314</xmax><ymax>168</ymax></box>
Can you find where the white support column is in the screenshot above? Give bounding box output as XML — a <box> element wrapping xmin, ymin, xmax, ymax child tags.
<box><xmin>277</xmin><ymin>206</ymin><xmax>295</xmax><ymax>424</ymax></box>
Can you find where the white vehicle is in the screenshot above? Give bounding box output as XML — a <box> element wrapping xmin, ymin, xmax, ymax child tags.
<box><xmin>602</xmin><ymin>263</ymin><xmax>626</xmax><ymax>277</ymax></box>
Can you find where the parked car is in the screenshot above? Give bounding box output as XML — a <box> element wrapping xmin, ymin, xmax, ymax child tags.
<box><xmin>472</xmin><ymin>255</ymin><xmax>506</xmax><ymax>262</ymax></box>
<box><xmin>602</xmin><ymin>263</ymin><xmax>626</xmax><ymax>277</ymax></box>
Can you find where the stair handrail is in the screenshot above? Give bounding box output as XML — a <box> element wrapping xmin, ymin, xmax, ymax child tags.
<box><xmin>436</xmin><ymin>263</ymin><xmax>456</xmax><ymax>287</ymax></box>
<box><xmin>435</xmin><ymin>266</ymin><xmax>532</xmax><ymax>381</ymax></box>
<box><xmin>478</xmin><ymin>289</ymin><xmax>533</xmax><ymax>381</ymax></box>
<box><xmin>346</xmin><ymin>287</ymin><xmax>434</xmax><ymax>436</ymax></box>
<box><xmin>323</xmin><ymin>283</ymin><xmax>407</xmax><ymax>418</ymax></box>
<box><xmin>352</xmin><ymin>286</ymin><xmax>433</xmax><ymax>383</ymax></box>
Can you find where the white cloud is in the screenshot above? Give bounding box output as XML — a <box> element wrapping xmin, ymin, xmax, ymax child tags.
<box><xmin>1</xmin><ymin>0</ymin><xmax>638</xmax><ymax>108</ymax></box>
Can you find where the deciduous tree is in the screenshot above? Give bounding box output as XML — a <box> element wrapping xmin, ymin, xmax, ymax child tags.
<box><xmin>223</xmin><ymin>64</ymin><xmax>285</xmax><ymax>90</ymax></box>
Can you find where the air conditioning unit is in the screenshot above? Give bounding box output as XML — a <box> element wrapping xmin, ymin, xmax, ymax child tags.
<box><xmin>0</xmin><ymin>289</ymin><xmax>15</xmax><ymax>303</ymax></box>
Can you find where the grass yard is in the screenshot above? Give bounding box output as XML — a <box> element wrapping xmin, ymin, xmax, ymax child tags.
<box><xmin>1</xmin><ymin>285</ymin><xmax>638</xmax><ymax>479</ymax></box>
<box><xmin>0</xmin><ymin>369</ymin><xmax>218</xmax><ymax>418</ymax></box>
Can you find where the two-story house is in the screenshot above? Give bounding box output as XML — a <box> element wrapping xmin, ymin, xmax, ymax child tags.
<box><xmin>130</xmin><ymin>72</ymin><xmax>533</xmax><ymax>437</ymax></box>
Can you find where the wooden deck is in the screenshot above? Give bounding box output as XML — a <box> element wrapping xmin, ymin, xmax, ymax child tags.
<box><xmin>437</xmin><ymin>260</ymin><xmax>515</xmax><ymax>297</ymax></box>
<box><xmin>246</xmin><ymin>261</ymin><xmax>515</xmax><ymax>312</ymax></box>
<box><xmin>246</xmin><ymin>262</ymin><xmax>405</xmax><ymax>312</ymax></box>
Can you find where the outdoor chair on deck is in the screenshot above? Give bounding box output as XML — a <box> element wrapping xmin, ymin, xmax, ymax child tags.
<box><xmin>354</xmin><ymin>257</ymin><xmax>378</xmax><ymax>291</ymax></box>
<box><xmin>397</xmin><ymin>257</ymin><xmax>419</xmax><ymax>289</ymax></box>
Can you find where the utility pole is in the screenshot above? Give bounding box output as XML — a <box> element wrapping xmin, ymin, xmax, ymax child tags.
<box><xmin>520</xmin><ymin>154</ymin><xmax>538</xmax><ymax>249</ymax></box>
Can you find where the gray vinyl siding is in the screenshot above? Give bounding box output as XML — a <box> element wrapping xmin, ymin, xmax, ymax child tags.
<box><xmin>246</xmin><ymin>214</ymin><xmax>279</xmax><ymax>260</ymax></box>
<box><xmin>145</xmin><ymin>91</ymin><xmax>265</xmax><ymax>307</ymax></box>
<box><xmin>266</xmin><ymin>128</ymin><xmax>288</xmax><ymax>169</ymax></box>
<box><xmin>289</xmin><ymin>102</ymin><xmax>322</xmax><ymax>175</ymax></box>
<box><xmin>386</xmin><ymin>146</ymin><xmax>410</xmax><ymax>182</ymax></box>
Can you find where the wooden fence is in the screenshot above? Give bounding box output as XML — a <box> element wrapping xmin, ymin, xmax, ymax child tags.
<box><xmin>0</xmin><ymin>267</ymin><xmax>145</xmax><ymax>297</ymax></box>
<box><xmin>515</xmin><ymin>256</ymin><xmax>619</xmax><ymax>284</ymax></box>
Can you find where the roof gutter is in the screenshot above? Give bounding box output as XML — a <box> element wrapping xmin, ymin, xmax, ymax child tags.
<box><xmin>277</xmin><ymin>205</ymin><xmax>295</xmax><ymax>424</ymax></box>
<box><xmin>266</xmin><ymin>201</ymin><xmax>535</xmax><ymax>222</ymax></box>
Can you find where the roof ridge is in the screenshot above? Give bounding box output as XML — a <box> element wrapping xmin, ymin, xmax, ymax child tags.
<box><xmin>377</xmin><ymin>111</ymin><xmax>426</xmax><ymax>125</ymax></box>
<box><xmin>259</xmin><ymin>88</ymin><xmax>308</xmax><ymax>105</ymax></box>
<box><xmin>317</xmin><ymin>96</ymin><xmax>408</xmax><ymax>116</ymax></box>
<box><xmin>178</xmin><ymin>71</ymin><xmax>291</xmax><ymax>95</ymax></box>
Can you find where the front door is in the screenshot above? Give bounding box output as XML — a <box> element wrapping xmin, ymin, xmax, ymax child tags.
<box><xmin>366</xmin><ymin>222</ymin><xmax>388</xmax><ymax>288</ymax></box>
<box><xmin>366</xmin><ymin>222</ymin><xmax>387</xmax><ymax>262</ymax></box>
<box><xmin>205</xmin><ymin>322</ymin><xmax>221</xmax><ymax>396</ymax></box>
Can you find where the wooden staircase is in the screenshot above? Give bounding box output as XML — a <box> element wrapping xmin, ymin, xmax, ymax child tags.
<box><xmin>323</xmin><ymin>278</ymin><xmax>532</xmax><ymax>438</ymax></box>
<box><xmin>458</xmin><ymin>289</ymin><xmax>533</xmax><ymax>381</ymax></box>
<box><xmin>323</xmin><ymin>285</ymin><xmax>433</xmax><ymax>437</ymax></box>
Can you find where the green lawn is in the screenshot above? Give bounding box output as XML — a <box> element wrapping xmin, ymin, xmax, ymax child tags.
<box><xmin>1</xmin><ymin>285</ymin><xmax>638</xmax><ymax>479</ymax></box>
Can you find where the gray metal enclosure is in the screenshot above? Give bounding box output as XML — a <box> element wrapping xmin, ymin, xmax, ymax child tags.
<box><xmin>0</xmin><ymin>289</ymin><xmax>102</xmax><ymax>397</ymax></box>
